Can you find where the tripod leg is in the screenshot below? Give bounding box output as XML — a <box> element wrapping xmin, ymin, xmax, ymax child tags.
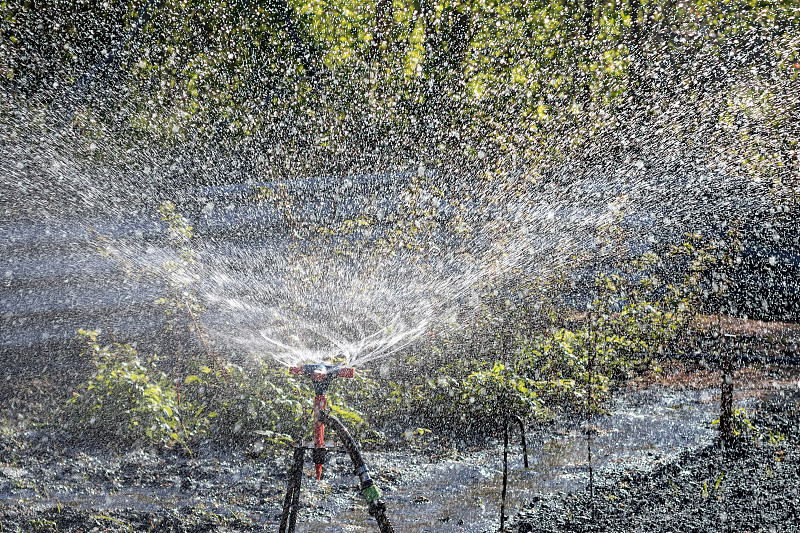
<box><xmin>279</xmin><ymin>447</ymin><xmax>305</xmax><ymax>533</ymax></box>
<box><xmin>279</xmin><ymin>482</ymin><xmax>294</xmax><ymax>533</ymax></box>
<box><xmin>500</xmin><ymin>417</ymin><xmax>509</xmax><ymax>532</ymax></box>
<box><xmin>287</xmin><ymin>447</ymin><xmax>305</xmax><ymax>533</ymax></box>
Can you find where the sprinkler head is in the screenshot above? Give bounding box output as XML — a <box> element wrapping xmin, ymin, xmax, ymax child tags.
<box><xmin>289</xmin><ymin>364</ymin><xmax>355</xmax><ymax>395</ymax></box>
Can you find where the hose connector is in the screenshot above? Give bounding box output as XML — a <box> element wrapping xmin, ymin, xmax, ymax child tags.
<box><xmin>361</xmin><ymin>481</ymin><xmax>381</xmax><ymax>504</ymax></box>
<box><xmin>355</xmin><ymin>459</ymin><xmax>381</xmax><ymax>502</ymax></box>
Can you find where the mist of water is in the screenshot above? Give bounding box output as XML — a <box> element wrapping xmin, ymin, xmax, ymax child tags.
<box><xmin>2</xmin><ymin>6</ymin><xmax>797</xmax><ymax>367</ymax></box>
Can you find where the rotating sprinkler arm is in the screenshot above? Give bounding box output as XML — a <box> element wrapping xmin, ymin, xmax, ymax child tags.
<box><xmin>289</xmin><ymin>364</ymin><xmax>355</xmax><ymax>395</ymax></box>
<box><xmin>289</xmin><ymin>364</ymin><xmax>355</xmax><ymax>479</ymax></box>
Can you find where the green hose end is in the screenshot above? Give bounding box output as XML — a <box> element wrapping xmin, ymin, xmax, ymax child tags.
<box><xmin>362</xmin><ymin>484</ymin><xmax>381</xmax><ymax>504</ymax></box>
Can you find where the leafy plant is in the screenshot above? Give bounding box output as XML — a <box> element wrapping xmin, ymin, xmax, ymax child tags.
<box><xmin>179</xmin><ymin>360</ymin><xmax>310</xmax><ymax>447</ymax></box>
<box><xmin>712</xmin><ymin>407</ymin><xmax>786</xmax><ymax>446</ymax></box>
<box><xmin>68</xmin><ymin>324</ymin><xmax>383</xmax><ymax>449</ymax></box>
<box><xmin>69</xmin><ymin>329</ymin><xmax>186</xmax><ymax>447</ymax></box>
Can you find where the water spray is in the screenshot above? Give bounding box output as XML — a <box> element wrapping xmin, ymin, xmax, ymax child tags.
<box><xmin>279</xmin><ymin>364</ymin><xmax>393</xmax><ymax>533</ymax></box>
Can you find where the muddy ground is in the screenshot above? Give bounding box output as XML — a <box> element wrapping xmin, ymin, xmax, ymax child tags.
<box><xmin>0</xmin><ymin>365</ymin><xmax>798</xmax><ymax>532</ymax></box>
<box><xmin>514</xmin><ymin>389</ymin><xmax>800</xmax><ymax>533</ymax></box>
<box><xmin>0</xmin><ymin>423</ymin><xmax>472</xmax><ymax>532</ymax></box>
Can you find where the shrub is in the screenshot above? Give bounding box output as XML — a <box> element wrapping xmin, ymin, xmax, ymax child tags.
<box><xmin>179</xmin><ymin>360</ymin><xmax>309</xmax><ymax>447</ymax></box>
<box><xmin>69</xmin><ymin>329</ymin><xmax>185</xmax><ymax>447</ymax></box>
<box><xmin>67</xmin><ymin>330</ymin><xmax>376</xmax><ymax>449</ymax></box>
<box><xmin>367</xmin><ymin>359</ymin><xmax>549</xmax><ymax>439</ymax></box>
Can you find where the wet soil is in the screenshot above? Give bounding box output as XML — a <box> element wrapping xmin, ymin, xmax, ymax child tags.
<box><xmin>0</xmin><ymin>368</ymin><xmax>798</xmax><ymax>532</ymax></box>
<box><xmin>513</xmin><ymin>389</ymin><xmax>800</xmax><ymax>533</ymax></box>
<box><xmin>0</xmin><ymin>433</ymin><xmax>287</xmax><ymax>532</ymax></box>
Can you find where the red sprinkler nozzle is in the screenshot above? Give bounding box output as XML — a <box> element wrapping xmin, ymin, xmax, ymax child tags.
<box><xmin>337</xmin><ymin>367</ymin><xmax>355</xmax><ymax>378</ymax></box>
<box><xmin>288</xmin><ymin>364</ymin><xmax>355</xmax><ymax>480</ymax></box>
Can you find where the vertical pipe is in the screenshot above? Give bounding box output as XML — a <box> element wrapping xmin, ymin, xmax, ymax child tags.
<box><xmin>587</xmin><ymin>426</ymin><xmax>594</xmax><ymax>519</ymax></box>
<box><xmin>313</xmin><ymin>394</ymin><xmax>327</xmax><ymax>479</ymax></box>
<box><xmin>500</xmin><ymin>418</ymin><xmax>509</xmax><ymax>532</ymax></box>
<box><xmin>720</xmin><ymin>336</ymin><xmax>734</xmax><ymax>445</ymax></box>
<box><xmin>512</xmin><ymin>415</ymin><xmax>529</xmax><ymax>469</ymax></box>
<box><xmin>587</xmin><ymin>311</ymin><xmax>595</xmax><ymax>519</ymax></box>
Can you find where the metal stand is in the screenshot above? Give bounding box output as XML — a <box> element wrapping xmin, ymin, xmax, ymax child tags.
<box><xmin>587</xmin><ymin>311</ymin><xmax>596</xmax><ymax>520</ymax></box>
<box><xmin>279</xmin><ymin>446</ymin><xmax>307</xmax><ymax>533</ymax></box>
<box><xmin>719</xmin><ymin>334</ymin><xmax>736</xmax><ymax>446</ymax></box>
<box><xmin>512</xmin><ymin>414</ymin><xmax>529</xmax><ymax>469</ymax></box>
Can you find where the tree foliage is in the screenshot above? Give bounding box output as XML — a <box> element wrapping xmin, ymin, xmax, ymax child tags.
<box><xmin>1</xmin><ymin>0</ymin><xmax>797</xmax><ymax>184</ymax></box>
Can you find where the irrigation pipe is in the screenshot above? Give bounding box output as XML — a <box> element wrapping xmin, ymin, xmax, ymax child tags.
<box><xmin>499</xmin><ymin>415</ymin><xmax>530</xmax><ymax>531</ymax></box>
<box><xmin>319</xmin><ymin>411</ymin><xmax>395</xmax><ymax>533</ymax></box>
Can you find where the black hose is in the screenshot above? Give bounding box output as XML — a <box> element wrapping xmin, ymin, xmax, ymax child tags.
<box><xmin>320</xmin><ymin>411</ymin><xmax>395</xmax><ymax>533</ymax></box>
<box><xmin>320</xmin><ymin>411</ymin><xmax>365</xmax><ymax>469</ymax></box>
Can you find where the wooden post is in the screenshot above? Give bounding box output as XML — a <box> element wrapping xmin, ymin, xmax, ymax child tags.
<box><xmin>719</xmin><ymin>334</ymin><xmax>735</xmax><ymax>445</ymax></box>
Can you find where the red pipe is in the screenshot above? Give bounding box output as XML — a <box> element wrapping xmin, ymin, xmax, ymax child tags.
<box><xmin>288</xmin><ymin>364</ymin><xmax>354</xmax><ymax>480</ymax></box>
<box><xmin>313</xmin><ymin>393</ymin><xmax>327</xmax><ymax>479</ymax></box>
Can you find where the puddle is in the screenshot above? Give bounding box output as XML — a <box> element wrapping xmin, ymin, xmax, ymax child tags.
<box><xmin>294</xmin><ymin>387</ymin><xmax>727</xmax><ymax>532</ymax></box>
